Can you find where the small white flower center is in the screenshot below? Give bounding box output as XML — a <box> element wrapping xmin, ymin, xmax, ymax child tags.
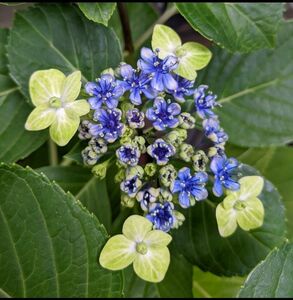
<box><xmin>49</xmin><ymin>96</ymin><xmax>62</xmax><ymax>108</ymax></box>
<box><xmin>233</xmin><ymin>200</ymin><xmax>246</xmax><ymax>211</ymax></box>
<box><xmin>136</xmin><ymin>242</ymin><xmax>148</xmax><ymax>255</ymax></box>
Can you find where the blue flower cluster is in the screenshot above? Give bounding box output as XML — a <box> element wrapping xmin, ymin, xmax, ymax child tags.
<box><xmin>78</xmin><ymin>46</ymin><xmax>240</xmax><ymax>233</ymax></box>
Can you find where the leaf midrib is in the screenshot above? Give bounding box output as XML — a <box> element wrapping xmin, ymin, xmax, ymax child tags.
<box><xmin>218</xmin><ymin>78</ymin><xmax>279</xmax><ymax>104</ymax></box>
<box><xmin>18</xmin><ymin>13</ymin><xmax>88</xmax><ymax>82</ymax></box>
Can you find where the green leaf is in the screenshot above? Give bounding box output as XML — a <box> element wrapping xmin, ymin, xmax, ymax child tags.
<box><xmin>7</xmin><ymin>4</ymin><xmax>122</xmax><ymax>101</ymax></box>
<box><xmin>173</xmin><ymin>164</ymin><xmax>286</xmax><ymax>276</ymax></box>
<box><xmin>0</xmin><ymin>29</ymin><xmax>47</xmax><ymax>163</ymax></box>
<box><xmin>193</xmin><ymin>266</ymin><xmax>245</xmax><ymax>298</ymax></box>
<box><xmin>109</xmin><ymin>3</ymin><xmax>158</xmax><ymax>48</ymax></box>
<box><xmin>197</xmin><ymin>21</ymin><xmax>293</xmax><ymax>147</ymax></box>
<box><xmin>176</xmin><ymin>3</ymin><xmax>284</xmax><ymax>53</ymax></box>
<box><xmin>123</xmin><ymin>246</ymin><xmax>193</xmax><ymax>297</ymax></box>
<box><xmin>77</xmin><ymin>3</ymin><xmax>116</xmax><ymax>26</ymax></box>
<box><xmin>226</xmin><ymin>145</ymin><xmax>293</xmax><ymax>241</ymax></box>
<box><xmin>0</xmin><ymin>163</ymin><xmax>122</xmax><ymax>297</ymax></box>
<box><xmin>238</xmin><ymin>242</ymin><xmax>293</xmax><ymax>298</ymax></box>
<box><xmin>37</xmin><ymin>165</ymin><xmax>112</xmax><ymax>231</ymax></box>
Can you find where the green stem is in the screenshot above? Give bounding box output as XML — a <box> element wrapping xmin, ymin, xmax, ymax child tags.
<box><xmin>60</xmin><ymin>157</ymin><xmax>73</xmax><ymax>166</ymax></box>
<box><xmin>134</xmin><ymin>5</ymin><xmax>178</xmax><ymax>50</ymax></box>
<box><xmin>49</xmin><ymin>139</ymin><xmax>58</xmax><ymax>166</ymax></box>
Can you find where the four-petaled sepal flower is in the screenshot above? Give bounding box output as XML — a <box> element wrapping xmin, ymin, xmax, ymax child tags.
<box><xmin>25</xmin><ymin>69</ymin><xmax>90</xmax><ymax>146</ymax></box>
<box><xmin>99</xmin><ymin>215</ymin><xmax>172</xmax><ymax>283</ymax></box>
<box><xmin>216</xmin><ymin>176</ymin><xmax>265</xmax><ymax>237</ymax></box>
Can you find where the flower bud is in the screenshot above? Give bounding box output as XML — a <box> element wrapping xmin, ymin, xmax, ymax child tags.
<box><xmin>89</xmin><ymin>137</ymin><xmax>107</xmax><ymax>154</ymax></box>
<box><xmin>126</xmin><ymin>165</ymin><xmax>144</xmax><ymax>179</ymax></box>
<box><xmin>192</xmin><ymin>150</ymin><xmax>209</xmax><ymax>172</ymax></box>
<box><xmin>159</xmin><ymin>188</ymin><xmax>173</xmax><ymax>202</ymax></box>
<box><xmin>78</xmin><ymin>120</ymin><xmax>92</xmax><ymax>140</ymax></box>
<box><xmin>159</xmin><ymin>164</ymin><xmax>177</xmax><ymax>187</ymax></box>
<box><xmin>92</xmin><ymin>159</ymin><xmax>111</xmax><ymax>180</ymax></box>
<box><xmin>178</xmin><ymin>112</ymin><xmax>196</xmax><ymax>129</ymax></box>
<box><xmin>132</xmin><ymin>136</ymin><xmax>146</xmax><ymax>153</ymax></box>
<box><xmin>144</xmin><ymin>163</ymin><xmax>157</xmax><ymax>177</ymax></box>
<box><xmin>179</xmin><ymin>143</ymin><xmax>194</xmax><ymax>162</ymax></box>
<box><xmin>121</xmin><ymin>194</ymin><xmax>136</xmax><ymax>208</ymax></box>
<box><xmin>172</xmin><ymin>211</ymin><xmax>185</xmax><ymax>229</ymax></box>
<box><xmin>115</xmin><ymin>168</ymin><xmax>126</xmax><ymax>183</ymax></box>
<box><xmin>81</xmin><ymin>146</ymin><xmax>100</xmax><ymax>166</ymax></box>
<box><xmin>120</xmin><ymin>126</ymin><xmax>135</xmax><ymax>145</ymax></box>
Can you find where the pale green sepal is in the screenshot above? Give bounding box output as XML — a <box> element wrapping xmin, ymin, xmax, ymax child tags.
<box><xmin>65</xmin><ymin>100</ymin><xmax>90</xmax><ymax>116</ymax></box>
<box><xmin>175</xmin><ymin>42</ymin><xmax>212</xmax><ymax>80</ymax></box>
<box><xmin>25</xmin><ymin>105</ymin><xmax>56</xmax><ymax>131</ymax></box>
<box><xmin>29</xmin><ymin>69</ymin><xmax>66</xmax><ymax>106</ymax></box>
<box><xmin>99</xmin><ymin>234</ymin><xmax>136</xmax><ymax>271</ymax></box>
<box><xmin>237</xmin><ymin>197</ymin><xmax>264</xmax><ymax>231</ymax></box>
<box><xmin>49</xmin><ymin>108</ymin><xmax>80</xmax><ymax>146</ymax></box>
<box><xmin>143</xmin><ymin>230</ymin><xmax>172</xmax><ymax>248</ymax></box>
<box><xmin>133</xmin><ymin>246</ymin><xmax>170</xmax><ymax>283</ymax></box>
<box><xmin>61</xmin><ymin>70</ymin><xmax>82</xmax><ymax>103</ymax></box>
<box><xmin>222</xmin><ymin>193</ymin><xmax>238</xmax><ymax>210</ymax></box>
<box><xmin>152</xmin><ymin>24</ymin><xmax>182</xmax><ymax>59</ymax></box>
<box><xmin>238</xmin><ymin>176</ymin><xmax>264</xmax><ymax>200</ymax></box>
<box><xmin>216</xmin><ymin>203</ymin><xmax>238</xmax><ymax>237</ymax></box>
<box><xmin>122</xmin><ymin>215</ymin><xmax>153</xmax><ymax>243</ymax></box>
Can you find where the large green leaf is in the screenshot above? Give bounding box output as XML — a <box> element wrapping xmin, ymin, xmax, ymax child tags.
<box><xmin>238</xmin><ymin>242</ymin><xmax>293</xmax><ymax>298</ymax></box>
<box><xmin>193</xmin><ymin>266</ymin><xmax>245</xmax><ymax>298</ymax></box>
<box><xmin>197</xmin><ymin>21</ymin><xmax>293</xmax><ymax>147</ymax></box>
<box><xmin>109</xmin><ymin>3</ymin><xmax>158</xmax><ymax>49</ymax></box>
<box><xmin>176</xmin><ymin>3</ymin><xmax>284</xmax><ymax>53</ymax></box>
<box><xmin>0</xmin><ymin>29</ymin><xmax>47</xmax><ymax>163</ymax></box>
<box><xmin>0</xmin><ymin>164</ymin><xmax>122</xmax><ymax>297</ymax></box>
<box><xmin>77</xmin><ymin>3</ymin><xmax>116</xmax><ymax>26</ymax></box>
<box><xmin>173</xmin><ymin>164</ymin><xmax>286</xmax><ymax>276</ymax></box>
<box><xmin>123</xmin><ymin>245</ymin><xmax>193</xmax><ymax>298</ymax></box>
<box><xmin>37</xmin><ymin>165</ymin><xmax>112</xmax><ymax>231</ymax></box>
<box><xmin>226</xmin><ymin>145</ymin><xmax>293</xmax><ymax>241</ymax></box>
<box><xmin>7</xmin><ymin>4</ymin><xmax>122</xmax><ymax>101</ymax></box>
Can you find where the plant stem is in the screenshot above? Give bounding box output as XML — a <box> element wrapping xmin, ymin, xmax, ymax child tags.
<box><xmin>117</xmin><ymin>2</ymin><xmax>134</xmax><ymax>54</ymax></box>
<box><xmin>134</xmin><ymin>5</ymin><xmax>178</xmax><ymax>50</ymax></box>
<box><xmin>60</xmin><ymin>157</ymin><xmax>72</xmax><ymax>166</ymax></box>
<box><xmin>49</xmin><ymin>139</ymin><xmax>58</xmax><ymax>166</ymax></box>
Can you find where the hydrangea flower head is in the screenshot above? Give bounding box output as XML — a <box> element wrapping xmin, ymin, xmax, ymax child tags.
<box><xmin>146</xmin><ymin>201</ymin><xmax>175</xmax><ymax>232</ymax></box>
<box><xmin>116</xmin><ymin>144</ymin><xmax>141</xmax><ymax>167</ymax></box>
<box><xmin>85</xmin><ymin>73</ymin><xmax>124</xmax><ymax>109</ymax></box>
<box><xmin>90</xmin><ymin>108</ymin><xmax>124</xmax><ymax>143</ymax></box>
<box><xmin>147</xmin><ymin>139</ymin><xmax>176</xmax><ymax>165</ymax></box>
<box><xmin>210</xmin><ymin>155</ymin><xmax>240</xmax><ymax>197</ymax></box>
<box><xmin>168</xmin><ymin>75</ymin><xmax>194</xmax><ymax>103</ymax></box>
<box><xmin>117</xmin><ymin>63</ymin><xmax>157</xmax><ymax>105</ymax></box>
<box><xmin>171</xmin><ymin>167</ymin><xmax>208</xmax><ymax>208</ymax></box>
<box><xmin>146</xmin><ymin>97</ymin><xmax>181</xmax><ymax>131</ymax></box>
<box><xmin>194</xmin><ymin>85</ymin><xmax>218</xmax><ymax>119</ymax></box>
<box><xmin>138</xmin><ymin>47</ymin><xmax>178</xmax><ymax>92</ymax></box>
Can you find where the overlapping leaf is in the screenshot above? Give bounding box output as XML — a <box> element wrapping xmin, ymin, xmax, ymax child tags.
<box><xmin>176</xmin><ymin>3</ymin><xmax>284</xmax><ymax>52</ymax></box>
<box><xmin>197</xmin><ymin>21</ymin><xmax>293</xmax><ymax>146</ymax></box>
<box><xmin>78</xmin><ymin>3</ymin><xmax>116</xmax><ymax>26</ymax></box>
<box><xmin>239</xmin><ymin>242</ymin><xmax>293</xmax><ymax>297</ymax></box>
<box><xmin>0</xmin><ymin>164</ymin><xmax>122</xmax><ymax>297</ymax></box>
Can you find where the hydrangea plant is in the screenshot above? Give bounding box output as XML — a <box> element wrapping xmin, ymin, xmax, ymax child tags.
<box><xmin>0</xmin><ymin>2</ymin><xmax>291</xmax><ymax>298</ymax></box>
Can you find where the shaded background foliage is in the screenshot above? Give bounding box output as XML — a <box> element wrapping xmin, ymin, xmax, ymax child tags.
<box><xmin>0</xmin><ymin>2</ymin><xmax>293</xmax><ymax>298</ymax></box>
